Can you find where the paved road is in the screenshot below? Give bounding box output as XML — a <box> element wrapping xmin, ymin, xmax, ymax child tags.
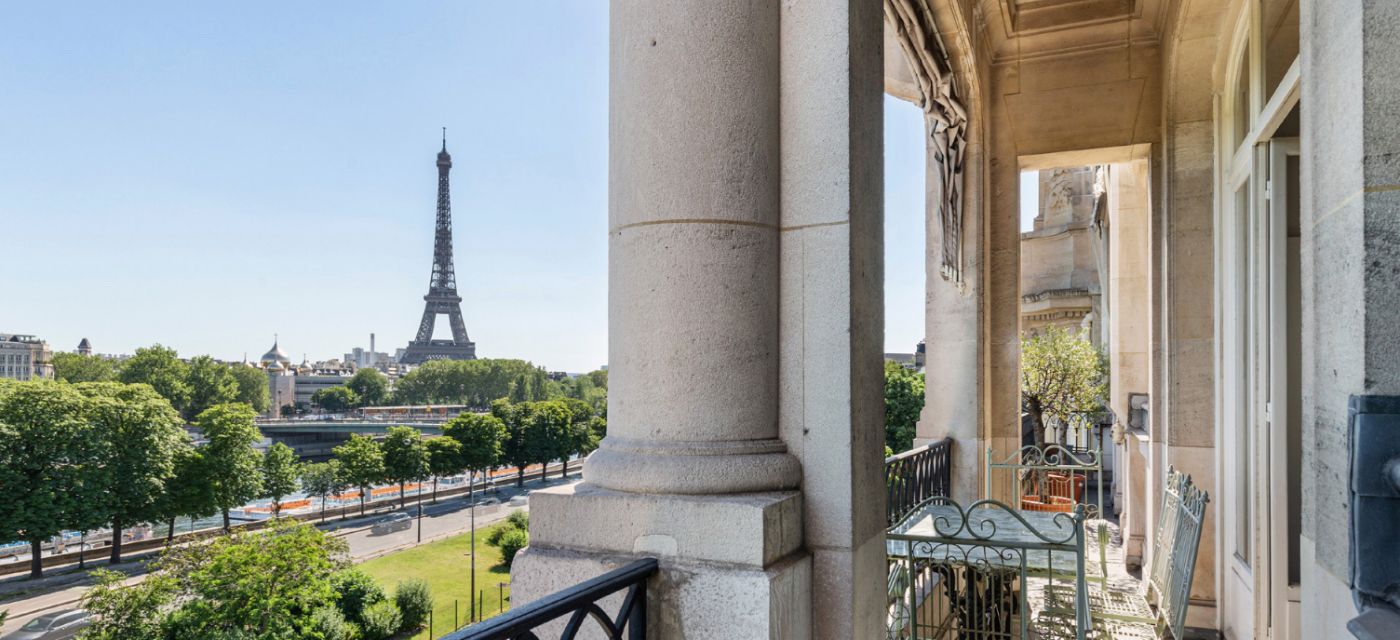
<box><xmin>0</xmin><ymin>475</ymin><xmax>580</xmax><ymax>635</ymax></box>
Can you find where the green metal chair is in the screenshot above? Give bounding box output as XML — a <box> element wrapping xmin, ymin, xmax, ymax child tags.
<box><xmin>1037</xmin><ymin>467</ymin><xmax>1210</xmax><ymax>639</ymax></box>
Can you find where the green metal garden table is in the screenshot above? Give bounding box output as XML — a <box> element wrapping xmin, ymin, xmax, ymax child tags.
<box><xmin>886</xmin><ymin>500</ymin><xmax>1092</xmax><ymax>639</ymax></box>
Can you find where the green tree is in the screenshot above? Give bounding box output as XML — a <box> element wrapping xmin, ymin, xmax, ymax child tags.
<box><xmin>424</xmin><ymin>437</ymin><xmax>462</xmax><ymax>503</ymax></box>
<box><xmin>195</xmin><ymin>403</ymin><xmax>264</xmax><ymax>531</ymax></box>
<box><xmin>333</xmin><ymin>434</ymin><xmax>384</xmax><ymax>516</ymax></box>
<box><xmin>259</xmin><ymin>442</ymin><xmax>300</xmax><ymax>517</ymax></box>
<box><xmin>381</xmin><ymin>426</ymin><xmax>428</xmax><ymax>508</ymax></box>
<box><xmin>118</xmin><ymin>345</ymin><xmax>191</xmax><ymax>415</ymax></box>
<box><xmin>0</xmin><ymin>381</ymin><xmax>94</xmax><ymax>578</ymax></box>
<box><xmin>346</xmin><ymin>368</ymin><xmax>389</xmax><ymax>407</ymax></box>
<box><xmin>185</xmin><ymin>355</ymin><xmax>240</xmax><ymax>420</ymax></box>
<box><xmin>227</xmin><ymin>364</ymin><xmax>271</xmax><ymax>414</ymax></box>
<box><xmin>80</xmin><ymin>568</ymin><xmax>178</xmax><ymax>640</ymax></box>
<box><xmin>312</xmin><ymin>386</ymin><xmax>358</xmax><ymax>414</ymax></box>
<box><xmin>492</xmin><ymin>400</ymin><xmax>544</xmax><ymax>488</ymax></box>
<box><xmin>300</xmin><ymin>460</ymin><xmax>345</xmax><ymax>523</ymax></box>
<box><xmin>78</xmin><ymin>382</ymin><xmax>190</xmax><ymax>564</ymax></box>
<box><xmin>441</xmin><ymin>412</ymin><xmax>506</xmax><ymax>497</ymax></box>
<box><xmin>1020</xmin><ymin>326</ymin><xmax>1108</xmax><ymax>447</ymax></box>
<box><xmin>391</xmin><ymin>358</ymin><xmax>549</xmax><ymax>407</ymax></box>
<box><xmin>884</xmin><ymin>360</ymin><xmax>925</xmax><ymax>454</ymax></box>
<box><xmin>82</xmin><ymin>520</ymin><xmax>348</xmax><ymax>639</ymax></box>
<box><xmin>51</xmin><ymin>352</ymin><xmax>117</xmax><ymax>383</ymax></box>
<box><xmin>151</xmin><ymin>447</ymin><xmax>216</xmax><ymax>542</ymax></box>
<box><xmin>564</xmin><ymin>369</ymin><xmax>609</xmax><ymax>415</ymax></box>
<box><xmin>507</xmin><ymin>373</ymin><xmax>533</xmax><ymax>404</ymax></box>
<box><xmin>555</xmin><ymin>398</ymin><xmax>599</xmax><ymax>478</ymax></box>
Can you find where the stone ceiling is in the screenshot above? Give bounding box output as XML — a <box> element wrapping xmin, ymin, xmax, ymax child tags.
<box><xmin>980</xmin><ymin>0</ymin><xmax>1170</xmax><ymax>64</ymax></box>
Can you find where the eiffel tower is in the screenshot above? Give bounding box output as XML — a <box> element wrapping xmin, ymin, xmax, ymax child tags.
<box><xmin>399</xmin><ymin>130</ymin><xmax>477</xmax><ymax>365</ymax></box>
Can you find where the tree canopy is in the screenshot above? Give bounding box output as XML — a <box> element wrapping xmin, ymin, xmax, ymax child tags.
<box><xmin>424</xmin><ymin>437</ymin><xmax>463</xmax><ymax>502</ymax></box>
<box><xmin>81</xmin><ymin>520</ymin><xmax>350</xmax><ymax>639</ymax></box>
<box><xmin>312</xmin><ymin>386</ymin><xmax>358</xmax><ymax>414</ymax></box>
<box><xmin>226</xmin><ymin>364</ymin><xmax>271</xmax><ymax>414</ymax></box>
<box><xmin>194</xmin><ymin>403</ymin><xmax>264</xmax><ymax>530</ymax></box>
<box><xmin>77</xmin><ymin>381</ymin><xmax>190</xmax><ymax>563</ymax></box>
<box><xmin>884</xmin><ymin>360</ymin><xmax>925</xmax><ymax>454</ymax></box>
<box><xmin>259</xmin><ymin>442</ymin><xmax>300</xmax><ymax>517</ymax></box>
<box><xmin>1020</xmin><ymin>326</ymin><xmax>1108</xmax><ymax>446</ymax></box>
<box><xmin>392</xmin><ymin>359</ymin><xmax>557</xmax><ymax>407</ymax></box>
<box><xmin>333</xmin><ymin>434</ymin><xmax>384</xmax><ymax>516</ymax></box>
<box><xmin>51</xmin><ymin>352</ymin><xmax>117</xmax><ymax>383</ymax></box>
<box><xmin>185</xmin><ymin>355</ymin><xmax>240</xmax><ymax>421</ymax></box>
<box><xmin>0</xmin><ymin>381</ymin><xmax>94</xmax><ymax>577</ymax></box>
<box><xmin>118</xmin><ymin>345</ymin><xmax>191</xmax><ymax>414</ymax></box>
<box><xmin>346</xmin><ymin>368</ymin><xmax>389</xmax><ymax>407</ymax></box>
<box><xmin>300</xmin><ymin>460</ymin><xmax>345</xmax><ymax>522</ymax></box>
<box><xmin>441</xmin><ymin>412</ymin><xmax>506</xmax><ymax>474</ymax></box>
<box><xmin>381</xmin><ymin>426</ymin><xmax>428</xmax><ymax>507</ymax></box>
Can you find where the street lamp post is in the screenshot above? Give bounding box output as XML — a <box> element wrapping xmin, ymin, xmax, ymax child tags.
<box><xmin>470</xmin><ymin>470</ymin><xmax>477</xmax><ymax>622</ymax></box>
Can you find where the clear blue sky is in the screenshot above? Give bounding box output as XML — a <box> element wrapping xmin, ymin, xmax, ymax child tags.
<box><xmin>3</xmin><ymin>3</ymin><xmax>932</xmax><ymax>372</ymax></box>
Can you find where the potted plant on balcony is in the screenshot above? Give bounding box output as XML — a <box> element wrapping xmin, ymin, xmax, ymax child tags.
<box><xmin>1019</xmin><ymin>326</ymin><xmax>1107</xmax><ymax>511</ymax></box>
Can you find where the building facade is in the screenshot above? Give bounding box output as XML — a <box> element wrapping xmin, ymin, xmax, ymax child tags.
<box><xmin>512</xmin><ymin>2</ymin><xmax>1391</xmax><ymax>639</ymax></box>
<box><xmin>1020</xmin><ymin>166</ymin><xmax>1109</xmax><ymax>344</ymax></box>
<box><xmin>0</xmin><ymin>334</ymin><xmax>53</xmax><ymax>381</ymax></box>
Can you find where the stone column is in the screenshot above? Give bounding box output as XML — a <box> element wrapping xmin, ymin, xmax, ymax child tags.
<box><xmin>513</xmin><ymin>2</ymin><xmax>810</xmax><ymax>638</ymax></box>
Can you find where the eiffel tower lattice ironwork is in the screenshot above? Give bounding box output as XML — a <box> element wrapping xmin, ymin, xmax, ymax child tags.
<box><xmin>399</xmin><ymin>130</ymin><xmax>477</xmax><ymax>365</ymax></box>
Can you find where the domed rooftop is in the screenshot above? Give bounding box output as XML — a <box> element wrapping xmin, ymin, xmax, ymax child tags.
<box><xmin>260</xmin><ymin>336</ymin><xmax>291</xmax><ymax>366</ymax></box>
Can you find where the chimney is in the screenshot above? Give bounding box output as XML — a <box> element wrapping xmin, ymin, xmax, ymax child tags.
<box><xmin>370</xmin><ymin>333</ymin><xmax>376</xmax><ymax>366</ymax></box>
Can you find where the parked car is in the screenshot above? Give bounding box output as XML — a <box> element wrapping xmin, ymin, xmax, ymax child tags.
<box><xmin>3</xmin><ymin>609</ymin><xmax>90</xmax><ymax>640</ymax></box>
<box><xmin>370</xmin><ymin>512</ymin><xmax>412</xmax><ymax>535</ymax></box>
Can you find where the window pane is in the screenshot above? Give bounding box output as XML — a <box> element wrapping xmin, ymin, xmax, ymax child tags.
<box><xmin>1262</xmin><ymin>0</ymin><xmax>1300</xmax><ymax>102</ymax></box>
<box><xmin>1233</xmin><ymin>44</ymin><xmax>1251</xmax><ymax>148</ymax></box>
<box><xmin>1235</xmin><ymin>181</ymin><xmax>1252</xmax><ymax>566</ymax></box>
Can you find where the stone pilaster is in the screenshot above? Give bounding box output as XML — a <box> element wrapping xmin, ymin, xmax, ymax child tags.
<box><xmin>778</xmin><ymin>1</ymin><xmax>886</xmax><ymax>638</ymax></box>
<box><xmin>1299</xmin><ymin>2</ymin><xmax>1400</xmax><ymax>638</ymax></box>
<box><xmin>918</xmin><ymin>133</ymin><xmax>985</xmax><ymax>504</ymax></box>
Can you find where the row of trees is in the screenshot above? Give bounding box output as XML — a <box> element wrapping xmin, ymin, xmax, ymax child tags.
<box><xmin>387</xmin><ymin>359</ymin><xmax>607</xmax><ymax>413</ymax></box>
<box><xmin>0</xmin><ymin>380</ymin><xmax>273</xmax><ymax>578</ymax></box>
<box><xmin>52</xmin><ymin>345</ymin><xmax>271</xmax><ymax>419</ymax></box>
<box><xmin>318</xmin><ymin>398</ymin><xmax>606</xmax><ymax>518</ymax></box>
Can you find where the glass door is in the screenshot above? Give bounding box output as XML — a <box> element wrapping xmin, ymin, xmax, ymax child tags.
<box><xmin>1263</xmin><ymin>138</ymin><xmax>1301</xmax><ymax>640</ymax></box>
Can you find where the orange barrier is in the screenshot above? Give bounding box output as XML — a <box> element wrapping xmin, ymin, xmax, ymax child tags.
<box><xmin>1021</xmin><ymin>495</ymin><xmax>1075</xmax><ymax>512</ymax></box>
<box><xmin>1046</xmin><ymin>473</ymin><xmax>1086</xmax><ymax>502</ymax></box>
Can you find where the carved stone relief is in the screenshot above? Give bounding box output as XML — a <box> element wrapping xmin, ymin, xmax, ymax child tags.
<box><xmin>885</xmin><ymin>0</ymin><xmax>970</xmax><ymax>285</ymax></box>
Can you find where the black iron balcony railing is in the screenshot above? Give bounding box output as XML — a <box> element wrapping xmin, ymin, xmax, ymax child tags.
<box><xmin>885</xmin><ymin>437</ymin><xmax>954</xmax><ymax>527</ymax></box>
<box><xmin>445</xmin><ymin>557</ymin><xmax>658</xmax><ymax>640</ymax></box>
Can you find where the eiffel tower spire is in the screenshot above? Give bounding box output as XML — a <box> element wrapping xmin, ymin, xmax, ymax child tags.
<box><xmin>400</xmin><ymin>131</ymin><xmax>477</xmax><ymax>365</ymax></box>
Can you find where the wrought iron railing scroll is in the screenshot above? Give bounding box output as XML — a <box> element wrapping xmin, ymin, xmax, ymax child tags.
<box><xmin>446</xmin><ymin>558</ymin><xmax>657</xmax><ymax>640</ymax></box>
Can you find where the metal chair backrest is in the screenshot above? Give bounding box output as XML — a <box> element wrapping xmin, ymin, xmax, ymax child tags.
<box><xmin>1144</xmin><ymin>467</ymin><xmax>1210</xmax><ymax>639</ymax></box>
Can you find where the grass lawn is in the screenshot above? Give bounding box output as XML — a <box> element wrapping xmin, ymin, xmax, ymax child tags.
<box><xmin>359</xmin><ymin>520</ymin><xmax>516</xmax><ymax>640</ymax></box>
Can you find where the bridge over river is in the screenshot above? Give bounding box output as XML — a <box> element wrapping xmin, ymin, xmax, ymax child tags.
<box><xmin>256</xmin><ymin>418</ymin><xmax>447</xmax><ymax>436</ymax></box>
<box><xmin>253</xmin><ymin>419</ymin><xmax>449</xmax><ymax>460</ymax></box>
